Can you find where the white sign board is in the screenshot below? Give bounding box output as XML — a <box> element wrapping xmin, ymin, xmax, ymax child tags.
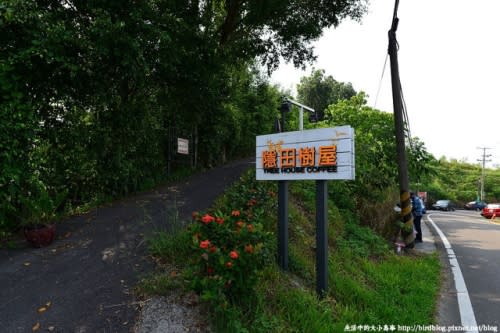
<box><xmin>256</xmin><ymin>126</ymin><xmax>355</xmax><ymax>181</ymax></box>
<box><xmin>177</xmin><ymin>138</ymin><xmax>189</xmax><ymax>155</ymax></box>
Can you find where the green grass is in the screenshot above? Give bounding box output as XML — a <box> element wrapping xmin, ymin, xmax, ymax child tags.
<box><xmin>147</xmin><ymin>229</ymin><xmax>191</xmax><ymax>264</ymax></box>
<box><xmin>144</xmin><ymin>171</ymin><xmax>442</xmax><ymax>332</ymax></box>
<box><xmin>137</xmin><ymin>272</ymin><xmax>184</xmax><ymax>296</ymax></box>
<box><xmin>212</xmin><ymin>251</ymin><xmax>440</xmax><ymax>333</ymax></box>
<box><xmin>330</xmin><ymin>249</ymin><xmax>440</xmax><ymax>327</ymax></box>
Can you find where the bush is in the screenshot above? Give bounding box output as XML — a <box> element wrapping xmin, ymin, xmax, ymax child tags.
<box><xmin>187</xmin><ymin>209</ymin><xmax>273</xmax><ymax>307</ymax></box>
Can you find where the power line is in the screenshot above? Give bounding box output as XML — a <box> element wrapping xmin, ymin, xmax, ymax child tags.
<box><xmin>374</xmin><ymin>53</ymin><xmax>388</xmax><ymax>109</ymax></box>
<box><xmin>372</xmin><ymin>54</ymin><xmax>413</xmax><ymax>150</ymax></box>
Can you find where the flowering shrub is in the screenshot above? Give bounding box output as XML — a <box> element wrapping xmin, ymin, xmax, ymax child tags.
<box><xmin>188</xmin><ymin>208</ymin><xmax>272</xmax><ymax>304</ymax></box>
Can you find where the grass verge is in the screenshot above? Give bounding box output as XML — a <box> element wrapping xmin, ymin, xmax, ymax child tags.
<box><xmin>142</xmin><ymin>170</ymin><xmax>441</xmax><ymax>332</ymax></box>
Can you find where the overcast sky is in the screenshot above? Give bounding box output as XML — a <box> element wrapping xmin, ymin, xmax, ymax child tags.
<box><xmin>270</xmin><ymin>0</ymin><xmax>500</xmax><ymax>167</ymax></box>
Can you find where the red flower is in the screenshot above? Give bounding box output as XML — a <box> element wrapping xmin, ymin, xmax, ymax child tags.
<box><xmin>199</xmin><ymin>240</ymin><xmax>210</xmax><ymax>249</ymax></box>
<box><xmin>207</xmin><ymin>267</ymin><xmax>214</xmax><ymax>275</ymax></box>
<box><xmin>235</xmin><ymin>221</ymin><xmax>245</xmax><ymax>229</ymax></box>
<box><xmin>244</xmin><ymin>244</ymin><xmax>254</xmax><ymax>254</ymax></box>
<box><xmin>247</xmin><ymin>199</ymin><xmax>257</xmax><ymax>207</ymax></box>
<box><xmin>225</xmin><ymin>261</ymin><xmax>233</xmax><ymax>268</ymax></box>
<box><xmin>201</xmin><ymin>214</ymin><xmax>215</xmax><ymax>224</ymax></box>
<box><xmin>231</xmin><ymin>210</ymin><xmax>240</xmax><ymax>217</ymax></box>
<box><xmin>247</xmin><ymin>224</ymin><xmax>254</xmax><ymax>233</ymax></box>
<box><xmin>209</xmin><ymin>245</ymin><xmax>217</xmax><ymax>253</ymax></box>
<box><xmin>215</xmin><ymin>217</ymin><xmax>224</xmax><ymax>225</ymax></box>
<box><xmin>229</xmin><ymin>250</ymin><xmax>239</xmax><ymax>259</ymax></box>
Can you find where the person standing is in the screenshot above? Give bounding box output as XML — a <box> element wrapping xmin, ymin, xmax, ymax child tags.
<box><xmin>411</xmin><ymin>192</ymin><xmax>423</xmax><ymax>243</ymax></box>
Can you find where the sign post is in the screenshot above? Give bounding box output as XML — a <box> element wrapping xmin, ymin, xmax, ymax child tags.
<box><xmin>316</xmin><ymin>179</ymin><xmax>328</xmax><ymax>297</ymax></box>
<box><xmin>278</xmin><ymin>180</ymin><xmax>289</xmax><ymax>270</ymax></box>
<box><xmin>256</xmin><ymin>126</ymin><xmax>355</xmax><ymax>297</ymax></box>
<box><xmin>277</xmin><ymin>101</ymin><xmax>290</xmax><ymax>270</ymax></box>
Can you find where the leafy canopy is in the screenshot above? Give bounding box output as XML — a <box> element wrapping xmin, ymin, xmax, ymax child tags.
<box><xmin>0</xmin><ymin>0</ymin><xmax>369</xmax><ymax>237</ymax></box>
<box><xmin>297</xmin><ymin>69</ymin><xmax>357</xmax><ymax>120</ymax></box>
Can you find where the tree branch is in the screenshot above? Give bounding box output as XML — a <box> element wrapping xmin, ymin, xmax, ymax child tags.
<box><xmin>219</xmin><ymin>0</ymin><xmax>244</xmax><ymax>46</ymax></box>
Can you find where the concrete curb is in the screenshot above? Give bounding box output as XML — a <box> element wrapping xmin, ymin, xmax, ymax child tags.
<box><xmin>414</xmin><ymin>215</ymin><xmax>438</xmax><ymax>254</ymax></box>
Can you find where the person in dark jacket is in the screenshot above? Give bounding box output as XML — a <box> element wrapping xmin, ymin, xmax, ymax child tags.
<box><xmin>411</xmin><ymin>192</ymin><xmax>423</xmax><ymax>242</ymax></box>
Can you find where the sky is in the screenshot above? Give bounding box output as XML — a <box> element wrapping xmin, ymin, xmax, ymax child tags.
<box><xmin>270</xmin><ymin>0</ymin><xmax>500</xmax><ymax>168</ymax></box>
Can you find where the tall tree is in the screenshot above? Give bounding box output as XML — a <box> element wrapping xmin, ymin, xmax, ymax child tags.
<box><xmin>0</xmin><ymin>0</ymin><xmax>369</xmax><ymax>236</ymax></box>
<box><xmin>324</xmin><ymin>93</ymin><xmax>398</xmax><ymax>196</ymax></box>
<box><xmin>200</xmin><ymin>0</ymin><xmax>368</xmax><ymax>71</ymax></box>
<box><xmin>297</xmin><ymin>69</ymin><xmax>357</xmax><ymax>121</ymax></box>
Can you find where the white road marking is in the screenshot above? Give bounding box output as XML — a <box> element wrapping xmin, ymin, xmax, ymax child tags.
<box><xmin>427</xmin><ymin>214</ymin><xmax>478</xmax><ymax>333</ymax></box>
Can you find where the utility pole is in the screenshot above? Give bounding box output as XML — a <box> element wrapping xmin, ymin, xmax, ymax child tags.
<box><xmin>477</xmin><ymin>147</ymin><xmax>492</xmax><ymax>201</ymax></box>
<box><xmin>388</xmin><ymin>0</ymin><xmax>414</xmax><ymax>246</ymax></box>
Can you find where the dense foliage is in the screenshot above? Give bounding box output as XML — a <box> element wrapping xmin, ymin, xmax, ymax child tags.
<box><xmin>421</xmin><ymin>158</ymin><xmax>500</xmax><ymax>205</ymax></box>
<box><xmin>297</xmin><ymin>68</ymin><xmax>357</xmax><ymax>121</ymax></box>
<box><xmin>1</xmin><ymin>0</ymin><xmax>369</xmax><ymax>238</ymax></box>
<box><xmin>188</xmin><ymin>209</ymin><xmax>272</xmax><ymax>305</ymax></box>
<box><xmin>296</xmin><ymin>69</ymin><xmax>500</xmax><ymax>208</ymax></box>
<box><xmin>143</xmin><ymin>169</ymin><xmax>441</xmax><ymax>332</ymax></box>
<box><xmin>2</xmin><ymin>0</ymin><xmax>497</xmax><ymax>244</ymax></box>
<box><xmin>187</xmin><ymin>175</ymin><xmax>276</xmax><ymax>309</ymax></box>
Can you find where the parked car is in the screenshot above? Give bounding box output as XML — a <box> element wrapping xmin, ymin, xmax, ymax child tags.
<box><xmin>464</xmin><ymin>201</ymin><xmax>487</xmax><ymax>211</ymax></box>
<box><xmin>432</xmin><ymin>200</ymin><xmax>456</xmax><ymax>211</ymax></box>
<box><xmin>481</xmin><ymin>203</ymin><xmax>500</xmax><ymax>219</ymax></box>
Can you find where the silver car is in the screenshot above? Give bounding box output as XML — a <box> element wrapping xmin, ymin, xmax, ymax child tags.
<box><xmin>432</xmin><ymin>199</ymin><xmax>456</xmax><ymax>211</ymax></box>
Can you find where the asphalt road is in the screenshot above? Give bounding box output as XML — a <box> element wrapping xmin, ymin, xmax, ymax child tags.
<box><xmin>0</xmin><ymin>158</ymin><xmax>253</xmax><ymax>333</ymax></box>
<box><xmin>428</xmin><ymin>210</ymin><xmax>500</xmax><ymax>331</ymax></box>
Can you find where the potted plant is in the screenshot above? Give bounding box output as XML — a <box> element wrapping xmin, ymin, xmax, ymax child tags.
<box><xmin>20</xmin><ymin>179</ymin><xmax>67</xmax><ymax>248</ymax></box>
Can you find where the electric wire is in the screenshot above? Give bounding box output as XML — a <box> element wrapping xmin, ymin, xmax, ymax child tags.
<box><xmin>373</xmin><ymin>53</ymin><xmax>388</xmax><ymax>109</ymax></box>
<box><xmin>401</xmin><ymin>78</ymin><xmax>413</xmax><ymax>149</ymax></box>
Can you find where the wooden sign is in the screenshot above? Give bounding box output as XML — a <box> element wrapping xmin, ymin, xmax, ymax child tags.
<box><xmin>256</xmin><ymin>126</ymin><xmax>355</xmax><ymax>181</ymax></box>
<box><xmin>177</xmin><ymin>138</ymin><xmax>189</xmax><ymax>155</ymax></box>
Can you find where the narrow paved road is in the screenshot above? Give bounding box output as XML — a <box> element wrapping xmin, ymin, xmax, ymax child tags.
<box><xmin>429</xmin><ymin>210</ymin><xmax>500</xmax><ymax>331</ymax></box>
<box><xmin>0</xmin><ymin>158</ymin><xmax>253</xmax><ymax>333</ymax></box>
